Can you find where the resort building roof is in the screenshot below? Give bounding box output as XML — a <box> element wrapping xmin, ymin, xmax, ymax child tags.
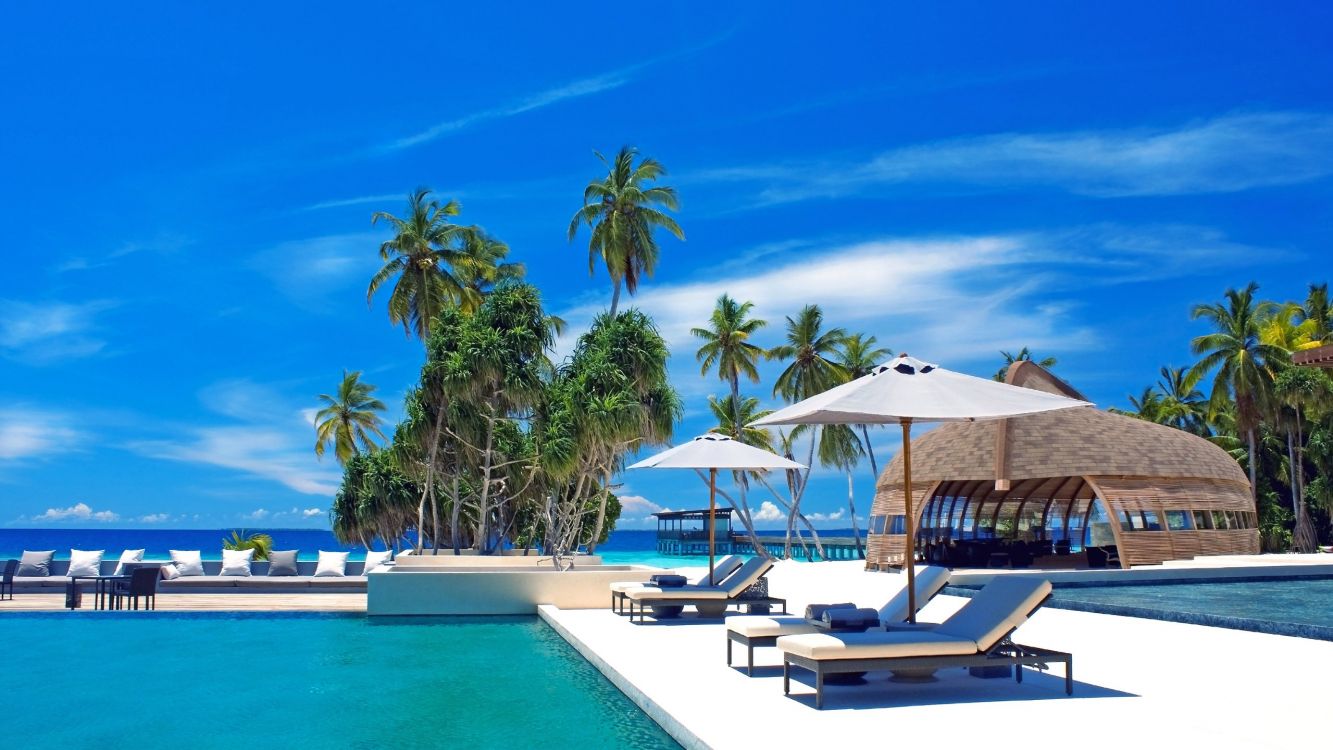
<box><xmin>1293</xmin><ymin>342</ymin><xmax>1333</xmax><ymax>367</ymax></box>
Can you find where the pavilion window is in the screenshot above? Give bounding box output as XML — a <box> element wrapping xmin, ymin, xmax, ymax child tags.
<box><xmin>1141</xmin><ymin>510</ymin><xmax>1162</xmax><ymax>531</ymax></box>
<box><xmin>949</xmin><ymin>497</ymin><xmax>966</xmax><ymax>538</ymax></box>
<box><xmin>960</xmin><ymin>498</ymin><xmax>977</xmax><ymax>539</ymax></box>
<box><xmin>1210</xmin><ymin>510</ymin><xmax>1229</xmax><ymax>529</ymax></box>
<box><xmin>995</xmin><ymin>503</ymin><xmax>1020</xmax><ymax>539</ymax></box>
<box><xmin>869</xmin><ymin>514</ymin><xmax>887</xmax><ymax>535</ymax></box>
<box><xmin>888</xmin><ymin>515</ymin><xmax>906</xmax><ymax>535</ymax></box>
<box><xmin>1223</xmin><ymin>510</ymin><xmax>1238</xmax><ymax>529</ymax></box>
<box><xmin>1193</xmin><ymin>510</ymin><xmax>1212</xmax><ymax>529</ymax></box>
<box><xmin>1166</xmin><ymin>510</ymin><xmax>1194</xmax><ymax>530</ymax></box>
<box><xmin>1047</xmin><ymin>503</ymin><xmax>1067</xmax><ymax>543</ymax></box>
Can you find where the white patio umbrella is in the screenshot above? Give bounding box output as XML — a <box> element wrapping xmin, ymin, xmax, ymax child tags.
<box><xmin>629</xmin><ymin>434</ymin><xmax>805</xmax><ymax>582</ymax></box>
<box><xmin>751</xmin><ymin>353</ymin><xmax>1091</xmax><ymax>621</ymax></box>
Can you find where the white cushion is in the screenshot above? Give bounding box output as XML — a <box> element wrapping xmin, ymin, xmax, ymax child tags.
<box><xmin>777</xmin><ymin>630</ymin><xmax>977</xmax><ymax>660</ymax></box>
<box><xmin>611</xmin><ymin>581</ymin><xmax>652</xmax><ymax>594</ymax></box>
<box><xmin>699</xmin><ymin>555</ymin><xmax>745</xmax><ymax>586</ymax></box>
<box><xmin>220</xmin><ymin>548</ymin><xmax>254</xmax><ymax>576</ymax></box>
<box><xmin>68</xmin><ymin>549</ymin><xmax>104</xmax><ymax>577</ymax></box>
<box><xmin>932</xmin><ymin>577</ymin><xmax>1051</xmax><ymax>650</ymax></box>
<box><xmin>160</xmin><ymin>563</ymin><xmax>181</xmax><ymax>580</ymax></box>
<box><xmin>314</xmin><ymin>551</ymin><xmax>349</xmax><ymax>577</ymax></box>
<box><xmin>877</xmin><ymin>565</ymin><xmax>952</xmax><ymax>623</ymax></box>
<box><xmin>113</xmin><ymin>549</ymin><xmax>145</xmax><ymax>576</ymax></box>
<box><xmin>721</xmin><ymin>557</ymin><xmax>771</xmax><ymax>597</ymax></box>
<box><xmin>362</xmin><ymin>549</ymin><xmax>392</xmax><ymax>574</ymax></box>
<box><xmin>726</xmin><ymin>615</ymin><xmax>821</xmax><ymax>639</ymax></box>
<box><xmin>169</xmin><ymin>550</ymin><xmax>205</xmax><ymax>577</ymax></box>
<box><xmin>626</xmin><ymin>585</ymin><xmax>729</xmax><ymax>601</ymax></box>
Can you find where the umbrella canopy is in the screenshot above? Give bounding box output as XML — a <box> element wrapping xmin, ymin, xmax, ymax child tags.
<box><xmin>750</xmin><ymin>354</ymin><xmax>1091</xmax><ymax>426</ymax></box>
<box><xmin>630</xmin><ymin>433</ymin><xmax>805</xmax><ymax>470</ymax></box>
<box><xmin>750</xmin><ymin>353</ymin><xmax>1091</xmax><ymax>621</ymax></box>
<box><xmin>630</xmin><ymin>434</ymin><xmax>805</xmax><ymax>580</ymax></box>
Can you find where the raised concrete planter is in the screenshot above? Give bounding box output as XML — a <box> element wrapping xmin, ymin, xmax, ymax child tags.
<box><xmin>393</xmin><ymin>553</ymin><xmax>603</xmax><ymax>568</ymax></box>
<box><xmin>368</xmin><ymin>564</ymin><xmax>658</xmax><ymax>615</ymax></box>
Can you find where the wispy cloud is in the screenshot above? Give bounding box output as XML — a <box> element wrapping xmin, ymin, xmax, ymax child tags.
<box><xmin>248</xmin><ymin>232</ymin><xmax>384</xmax><ymax>311</ymax></box>
<box><xmin>0</xmin><ymin>299</ymin><xmax>116</xmax><ymax>364</ymax></box>
<box><xmin>0</xmin><ymin>408</ymin><xmax>84</xmax><ymax>461</ymax></box>
<box><xmin>35</xmin><ymin>502</ymin><xmax>119</xmax><ymax>523</ymax></box>
<box><xmin>139</xmin><ymin>513</ymin><xmax>172</xmax><ymax>523</ymax></box>
<box><xmin>385</xmin><ymin>70</ymin><xmax>633</xmax><ymax>151</ymax></box>
<box><xmin>691</xmin><ymin>111</ymin><xmax>1333</xmax><ymax>207</ymax></box>
<box><xmin>301</xmin><ymin>193</ymin><xmax>407</xmax><ymax>212</ymax></box>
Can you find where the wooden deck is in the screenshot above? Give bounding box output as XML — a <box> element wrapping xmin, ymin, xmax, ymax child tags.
<box><xmin>0</xmin><ymin>593</ymin><xmax>367</xmax><ymax>613</ymax></box>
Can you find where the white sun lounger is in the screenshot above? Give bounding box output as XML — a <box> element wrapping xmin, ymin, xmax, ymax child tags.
<box><xmin>778</xmin><ymin>576</ymin><xmax>1072</xmax><ymax>708</ymax></box>
<box><xmin>609</xmin><ymin>555</ymin><xmax>743</xmax><ymax>614</ymax></box>
<box><xmin>725</xmin><ymin>565</ymin><xmax>952</xmax><ymax>674</ymax></box>
<box><xmin>624</xmin><ymin>557</ymin><xmax>784</xmax><ymax>622</ymax></box>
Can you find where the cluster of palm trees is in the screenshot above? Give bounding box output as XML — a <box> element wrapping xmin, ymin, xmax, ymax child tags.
<box><xmin>1113</xmin><ymin>282</ymin><xmax>1333</xmax><ymax>551</ymax></box>
<box><xmin>314</xmin><ymin>147</ymin><xmax>685</xmax><ymax>555</ymax></box>
<box><xmin>691</xmin><ymin>296</ymin><xmax>893</xmax><ymax>558</ymax></box>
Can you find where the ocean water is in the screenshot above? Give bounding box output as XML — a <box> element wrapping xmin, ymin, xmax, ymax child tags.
<box><xmin>0</xmin><ymin>613</ymin><xmax>679</xmax><ymax>749</ymax></box>
<box><xmin>0</xmin><ymin>527</ymin><xmax>861</xmax><ymax>566</ymax></box>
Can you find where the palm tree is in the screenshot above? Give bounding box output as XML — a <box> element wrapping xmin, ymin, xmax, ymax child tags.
<box><xmin>1297</xmin><ymin>282</ymin><xmax>1330</xmax><ymax>342</ymax></box>
<box><xmin>994</xmin><ymin>347</ymin><xmax>1058</xmax><ymax>381</ymax></box>
<box><xmin>1189</xmin><ymin>282</ymin><xmax>1284</xmax><ymax>502</ymax></box>
<box><xmin>1155</xmin><ymin>366</ymin><xmax>1210</xmax><ymax>436</ymax></box>
<box><xmin>568</xmin><ymin>146</ymin><xmax>684</xmax><ymax>316</ymax></box>
<box><xmin>455</xmin><ymin>229</ymin><xmax>525</xmax><ymax>309</ymax></box>
<box><xmin>770</xmin><ymin>305</ymin><xmax>848</xmax><ymax>553</ymax></box>
<box><xmin>692</xmin><ymin>294</ymin><xmax>768</xmax><ymax>430</ymax></box>
<box><xmin>837</xmin><ymin>332</ymin><xmax>893</xmax><ymax>481</ymax></box>
<box><xmin>368</xmin><ymin>188</ymin><xmax>471</xmax><ymax>340</ymax></box>
<box><xmin>314</xmin><ymin>370</ymin><xmax>388</xmax><ymax>465</ymax></box>
<box><xmin>1110</xmin><ymin>386</ymin><xmax>1165</xmax><ymax>423</ymax></box>
<box><xmin>816</xmin><ymin>424</ymin><xmax>867</xmax><ymax>557</ymax></box>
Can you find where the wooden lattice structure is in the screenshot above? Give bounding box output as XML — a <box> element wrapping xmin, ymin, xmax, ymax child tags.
<box><xmin>866</xmin><ymin>362</ymin><xmax>1258</xmax><ymax>570</ymax></box>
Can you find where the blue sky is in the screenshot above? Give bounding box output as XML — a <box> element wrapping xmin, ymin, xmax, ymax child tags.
<box><xmin>2</xmin><ymin>2</ymin><xmax>1331</xmax><ymax>530</ymax></box>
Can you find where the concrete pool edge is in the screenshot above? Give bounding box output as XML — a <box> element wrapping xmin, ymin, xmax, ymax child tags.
<box><xmin>538</xmin><ymin>604</ymin><xmax>705</xmax><ymax>750</ymax></box>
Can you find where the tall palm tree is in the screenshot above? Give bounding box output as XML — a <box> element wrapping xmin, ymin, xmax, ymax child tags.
<box><xmin>770</xmin><ymin>305</ymin><xmax>848</xmax><ymax>553</ymax></box>
<box><xmin>1189</xmin><ymin>282</ymin><xmax>1284</xmax><ymax>502</ymax></box>
<box><xmin>1155</xmin><ymin>366</ymin><xmax>1210</xmax><ymax>436</ymax></box>
<box><xmin>314</xmin><ymin>370</ymin><xmax>388</xmax><ymax>465</ymax></box>
<box><xmin>454</xmin><ymin>229</ymin><xmax>525</xmax><ymax>309</ymax></box>
<box><xmin>837</xmin><ymin>332</ymin><xmax>893</xmax><ymax>480</ymax></box>
<box><xmin>993</xmin><ymin>347</ymin><xmax>1058</xmax><ymax>381</ymax></box>
<box><xmin>816</xmin><ymin>423</ymin><xmax>867</xmax><ymax>556</ymax></box>
<box><xmin>568</xmin><ymin>146</ymin><xmax>684</xmax><ymax>316</ymax></box>
<box><xmin>692</xmin><ymin>294</ymin><xmax>768</xmax><ymax>429</ymax></box>
<box><xmin>1110</xmin><ymin>385</ymin><xmax>1166</xmax><ymax>423</ymax></box>
<box><xmin>1297</xmin><ymin>282</ymin><xmax>1330</xmax><ymax>343</ymax></box>
<box><xmin>368</xmin><ymin>188</ymin><xmax>471</xmax><ymax>340</ymax></box>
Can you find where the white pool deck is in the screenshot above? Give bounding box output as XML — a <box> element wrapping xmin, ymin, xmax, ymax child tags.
<box><xmin>540</xmin><ymin>559</ymin><xmax>1333</xmax><ymax>750</ymax></box>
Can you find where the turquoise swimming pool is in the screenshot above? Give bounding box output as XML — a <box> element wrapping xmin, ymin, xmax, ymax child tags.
<box><xmin>0</xmin><ymin>613</ymin><xmax>678</xmax><ymax>749</ymax></box>
<box><xmin>1049</xmin><ymin>578</ymin><xmax>1333</xmax><ymax>640</ymax></box>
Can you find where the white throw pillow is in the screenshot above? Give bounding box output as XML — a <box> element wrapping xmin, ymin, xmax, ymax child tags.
<box><xmin>220</xmin><ymin>548</ymin><xmax>254</xmax><ymax>576</ymax></box>
<box><xmin>362</xmin><ymin>549</ymin><xmax>392</xmax><ymax>574</ymax></box>
<box><xmin>113</xmin><ymin>549</ymin><xmax>145</xmax><ymax>576</ymax></box>
<box><xmin>68</xmin><ymin>549</ymin><xmax>104</xmax><ymax>577</ymax></box>
<box><xmin>169</xmin><ymin>550</ymin><xmax>205</xmax><ymax>576</ymax></box>
<box><xmin>160</xmin><ymin>563</ymin><xmax>181</xmax><ymax>580</ymax></box>
<box><xmin>314</xmin><ymin>551</ymin><xmax>349</xmax><ymax>577</ymax></box>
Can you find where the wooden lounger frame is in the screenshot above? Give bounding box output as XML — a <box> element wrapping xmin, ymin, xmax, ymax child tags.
<box><xmin>627</xmin><ymin>594</ymin><xmax>789</xmax><ymax>622</ymax></box>
<box><xmin>781</xmin><ymin>595</ymin><xmax>1073</xmax><ymax>709</ymax></box>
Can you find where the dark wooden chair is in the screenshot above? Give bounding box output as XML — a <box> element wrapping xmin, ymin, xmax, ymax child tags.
<box><xmin>112</xmin><ymin>566</ymin><xmax>162</xmax><ymax>610</ymax></box>
<box><xmin>1</xmin><ymin>559</ymin><xmax>16</xmax><ymax>600</ymax></box>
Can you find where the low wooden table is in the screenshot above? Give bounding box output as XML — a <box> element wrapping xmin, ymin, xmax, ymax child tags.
<box><xmin>67</xmin><ymin>575</ymin><xmax>129</xmax><ymax>610</ymax></box>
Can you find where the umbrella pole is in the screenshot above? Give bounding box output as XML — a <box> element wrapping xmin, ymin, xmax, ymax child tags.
<box><xmin>902</xmin><ymin>419</ymin><xmax>916</xmax><ymax>624</ymax></box>
<box><xmin>708</xmin><ymin>468</ymin><xmax>718</xmax><ymax>583</ymax></box>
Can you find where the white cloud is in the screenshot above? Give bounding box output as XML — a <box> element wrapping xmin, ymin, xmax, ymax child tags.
<box><xmin>753</xmin><ymin>501</ymin><xmax>785</xmax><ymax>523</ymax></box>
<box><xmin>248</xmin><ymin>232</ymin><xmax>384</xmax><ymax>311</ymax></box>
<box><xmin>807</xmin><ymin>508</ymin><xmax>846</xmax><ymax>523</ymax></box>
<box><xmin>385</xmin><ymin>70</ymin><xmax>634</xmax><ymax>150</ymax></box>
<box><xmin>139</xmin><ymin>513</ymin><xmax>171</xmax><ymax>523</ymax></box>
<box><xmin>245</xmin><ymin>508</ymin><xmax>271</xmax><ymax>520</ymax></box>
<box><xmin>36</xmin><ymin>502</ymin><xmax>119</xmax><ymax>523</ymax></box>
<box><xmin>302</xmin><ymin>193</ymin><xmax>405</xmax><ymax>212</ymax></box>
<box><xmin>302</xmin><ymin>507</ymin><xmax>323</xmax><ymax>518</ymax></box>
<box><xmin>0</xmin><ymin>409</ymin><xmax>83</xmax><ymax>461</ymax></box>
<box><xmin>0</xmin><ymin>300</ymin><xmax>115</xmax><ymax>364</ymax></box>
<box><xmin>693</xmin><ymin>111</ymin><xmax>1333</xmax><ymax>206</ymax></box>
<box><xmin>132</xmin><ymin>426</ymin><xmax>340</xmax><ymax>496</ymax></box>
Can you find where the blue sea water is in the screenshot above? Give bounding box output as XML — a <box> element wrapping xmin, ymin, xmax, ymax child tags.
<box><xmin>0</xmin><ymin>613</ymin><xmax>679</xmax><ymax>749</ymax></box>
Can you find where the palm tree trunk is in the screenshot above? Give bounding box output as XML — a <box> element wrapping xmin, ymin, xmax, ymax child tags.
<box><xmin>450</xmin><ymin>475</ymin><xmax>462</xmax><ymax>554</ymax></box>
<box><xmin>588</xmin><ymin>460</ymin><xmax>614</xmax><ymax>555</ymax></box>
<box><xmin>609</xmin><ymin>278</ymin><xmax>622</xmax><ymax>317</ymax></box>
<box><xmin>846</xmin><ymin>470</ymin><xmax>863</xmax><ymax>557</ymax></box>
<box><xmin>1286</xmin><ymin>428</ymin><xmax>1299</xmax><ymax>517</ymax></box>
<box><xmin>859</xmin><ymin>423</ymin><xmax>879</xmax><ymax>477</ymax></box>
<box><xmin>1246</xmin><ymin>427</ymin><xmax>1259</xmax><ymax>507</ymax></box>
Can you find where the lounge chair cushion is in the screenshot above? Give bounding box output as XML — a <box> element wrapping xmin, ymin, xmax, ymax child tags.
<box><xmin>626</xmin><ymin>585</ymin><xmax>730</xmax><ymax>601</ymax></box>
<box><xmin>68</xmin><ymin>549</ymin><xmax>104</xmax><ymax>577</ymax></box>
<box><xmin>721</xmin><ymin>557</ymin><xmax>772</xmax><ymax>597</ymax></box>
<box><xmin>726</xmin><ymin>615</ymin><xmax>821</xmax><ymax>639</ymax></box>
<box><xmin>314</xmin><ymin>551</ymin><xmax>349</xmax><ymax>577</ymax></box>
<box><xmin>610</xmin><ymin>580</ymin><xmax>654</xmax><ymax>594</ymax></box>
<box><xmin>931</xmin><ymin>577</ymin><xmax>1052</xmax><ymax>651</ymax></box>
<box><xmin>170</xmin><ymin>550</ymin><xmax>205</xmax><ymax>576</ymax></box>
<box><xmin>113</xmin><ymin>549</ymin><xmax>145</xmax><ymax>576</ymax></box>
<box><xmin>778</xmin><ymin>630</ymin><xmax>977</xmax><ymax>660</ymax></box>
<box><xmin>702</xmin><ymin>556</ymin><xmax>744</xmax><ymax>585</ymax></box>
<box><xmin>268</xmin><ymin>550</ymin><xmax>300</xmax><ymax>576</ymax></box>
<box><xmin>17</xmin><ymin>550</ymin><xmax>55</xmax><ymax>577</ymax></box>
<box><xmin>877</xmin><ymin>565</ymin><xmax>952</xmax><ymax>623</ymax></box>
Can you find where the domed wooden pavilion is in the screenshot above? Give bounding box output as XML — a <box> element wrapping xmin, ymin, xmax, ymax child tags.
<box><xmin>866</xmin><ymin>362</ymin><xmax>1259</xmax><ymax>570</ymax></box>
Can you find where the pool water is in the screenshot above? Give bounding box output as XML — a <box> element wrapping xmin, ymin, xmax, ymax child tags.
<box><xmin>0</xmin><ymin>613</ymin><xmax>678</xmax><ymax>749</ymax></box>
<box><xmin>1051</xmin><ymin>578</ymin><xmax>1333</xmax><ymax>630</ymax></box>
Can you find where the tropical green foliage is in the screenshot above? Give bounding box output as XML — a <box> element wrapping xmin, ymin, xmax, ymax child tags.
<box><xmin>368</xmin><ymin>188</ymin><xmax>474</xmax><ymax>339</ymax></box>
<box><xmin>1117</xmin><ymin>280</ymin><xmax>1333</xmax><ymax>550</ymax></box>
<box><xmin>314</xmin><ymin>370</ymin><xmax>387</xmax><ymax>465</ymax></box>
<box><xmin>222</xmin><ymin>530</ymin><xmax>274</xmax><ymax>561</ymax></box>
<box><xmin>568</xmin><ymin>146</ymin><xmax>684</xmax><ymax>316</ymax></box>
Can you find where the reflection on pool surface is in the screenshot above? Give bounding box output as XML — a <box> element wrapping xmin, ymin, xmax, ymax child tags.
<box><xmin>0</xmin><ymin>613</ymin><xmax>678</xmax><ymax>750</ymax></box>
<box><xmin>1050</xmin><ymin>578</ymin><xmax>1333</xmax><ymax>636</ymax></box>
